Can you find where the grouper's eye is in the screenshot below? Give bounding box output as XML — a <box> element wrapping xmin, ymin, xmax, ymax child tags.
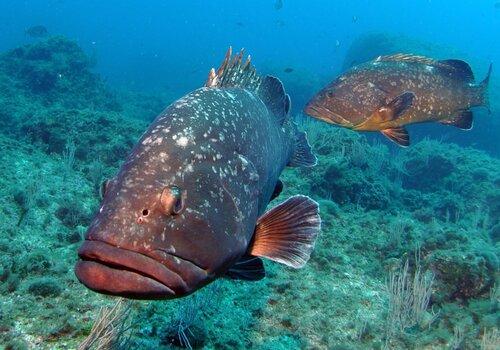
<box><xmin>160</xmin><ymin>185</ymin><xmax>186</xmax><ymax>216</ymax></box>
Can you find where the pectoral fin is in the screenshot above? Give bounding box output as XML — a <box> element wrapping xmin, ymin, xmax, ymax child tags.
<box><xmin>356</xmin><ymin>92</ymin><xmax>415</xmax><ymax>131</ymax></box>
<box><xmin>439</xmin><ymin>110</ymin><xmax>473</xmax><ymax>130</ymax></box>
<box><xmin>225</xmin><ymin>255</ymin><xmax>265</xmax><ymax>281</ymax></box>
<box><xmin>381</xmin><ymin>127</ymin><xmax>410</xmax><ymax>147</ymax></box>
<box><xmin>249</xmin><ymin>195</ymin><xmax>321</xmax><ymax>268</ymax></box>
<box><xmin>380</xmin><ymin>91</ymin><xmax>416</xmax><ymax>121</ymax></box>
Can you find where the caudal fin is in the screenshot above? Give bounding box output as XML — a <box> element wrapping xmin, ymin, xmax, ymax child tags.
<box><xmin>477</xmin><ymin>63</ymin><xmax>492</xmax><ymax>113</ymax></box>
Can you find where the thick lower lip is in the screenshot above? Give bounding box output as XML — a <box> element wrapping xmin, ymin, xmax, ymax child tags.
<box><xmin>304</xmin><ymin>102</ymin><xmax>333</xmax><ymax>124</ymax></box>
<box><xmin>75</xmin><ymin>240</ymin><xmax>204</xmax><ymax>299</ymax></box>
<box><xmin>304</xmin><ymin>101</ymin><xmax>318</xmax><ymax>117</ymax></box>
<box><xmin>305</xmin><ymin>102</ymin><xmax>352</xmax><ymax>127</ymax></box>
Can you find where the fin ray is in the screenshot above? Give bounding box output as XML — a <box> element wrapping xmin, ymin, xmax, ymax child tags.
<box><xmin>381</xmin><ymin>127</ymin><xmax>410</xmax><ymax>147</ymax></box>
<box><xmin>206</xmin><ymin>47</ymin><xmax>291</xmax><ymax>123</ymax></box>
<box><xmin>250</xmin><ymin>195</ymin><xmax>321</xmax><ymax>268</ymax></box>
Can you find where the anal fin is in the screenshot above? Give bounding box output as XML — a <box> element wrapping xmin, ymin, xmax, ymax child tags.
<box><xmin>225</xmin><ymin>256</ymin><xmax>265</xmax><ymax>281</ymax></box>
<box><xmin>249</xmin><ymin>195</ymin><xmax>321</xmax><ymax>268</ymax></box>
<box><xmin>439</xmin><ymin>110</ymin><xmax>473</xmax><ymax>130</ymax></box>
<box><xmin>381</xmin><ymin>127</ymin><xmax>410</xmax><ymax>147</ymax></box>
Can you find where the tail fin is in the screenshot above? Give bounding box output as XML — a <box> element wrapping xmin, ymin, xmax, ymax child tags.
<box><xmin>478</xmin><ymin>63</ymin><xmax>492</xmax><ymax>113</ymax></box>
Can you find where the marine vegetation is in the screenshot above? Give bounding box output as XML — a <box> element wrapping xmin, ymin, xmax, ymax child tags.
<box><xmin>0</xmin><ymin>37</ymin><xmax>498</xmax><ymax>349</ymax></box>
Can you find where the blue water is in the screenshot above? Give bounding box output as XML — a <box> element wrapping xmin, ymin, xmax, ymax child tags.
<box><xmin>1</xmin><ymin>0</ymin><xmax>498</xmax><ymax>153</ymax></box>
<box><xmin>0</xmin><ymin>1</ymin><xmax>497</xmax><ymax>88</ymax></box>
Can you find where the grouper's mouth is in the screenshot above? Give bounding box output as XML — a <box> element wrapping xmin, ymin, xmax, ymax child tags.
<box><xmin>75</xmin><ymin>240</ymin><xmax>208</xmax><ymax>299</ymax></box>
<box><xmin>304</xmin><ymin>101</ymin><xmax>354</xmax><ymax>128</ymax></box>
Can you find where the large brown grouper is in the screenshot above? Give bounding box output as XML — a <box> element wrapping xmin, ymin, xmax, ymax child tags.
<box><xmin>75</xmin><ymin>48</ymin><xmax>321</xmax><ymax>299</ymax></box>
<box><xmin>305</xmin><ymin>54</ymin><xmax>492</xmax><ymax>146</ymax></box>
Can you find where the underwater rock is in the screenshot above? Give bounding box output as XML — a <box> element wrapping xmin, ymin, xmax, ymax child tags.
<box><xmin>26</xmin><ymin>277</ymin><xmax>63</xmax><ymax>297</ymax></box>
<box><xmin>427</xmin><ymin>247</ymin><xmax>498</xmax><ymax>302</ymax></box>
<box><xmin>0</xmin><ymin>36</ymin><xmax>119</xmax><ymax>110</ymax></box>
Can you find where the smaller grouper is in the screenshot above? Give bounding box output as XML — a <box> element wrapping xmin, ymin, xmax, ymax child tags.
<box><xmin>75</xmin><ymin>48</ymin><xmax>321</xmax><ymax>299</ymax></box>
<box><xmin>305</xmin><ymin>54</ymin><xmax>492</xmax><ymax>146</ymax></box>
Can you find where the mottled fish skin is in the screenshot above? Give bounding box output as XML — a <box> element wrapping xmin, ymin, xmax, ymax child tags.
<box><xmin>76</xmin><ymin>80</ymin><xmax>299</xmax><ymax>298</ymax></box>
<box><xmin>305</xmin><ymin>55</ymin><xmax>490</xmax><ymax>132</ymax></box>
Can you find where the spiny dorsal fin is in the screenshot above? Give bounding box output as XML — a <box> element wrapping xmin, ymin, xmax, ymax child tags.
<box><xmin>375</xmin><ymin>53</ymin><xmax>437</xmax><ymax>65</ymax></box>
<box><xmin>375</xmin><ymin>54</ymin><xmax>475</xmax><ymax>82</ymax></box>
<box><xmin>205</xmin><ymin>46</ymin><xmax>261</xmax><ymax>91</ymax></box>
<box><xmin>206</xmin><ymin>47</ymin><xmax>291</xmax><ymax>124</ymax></box>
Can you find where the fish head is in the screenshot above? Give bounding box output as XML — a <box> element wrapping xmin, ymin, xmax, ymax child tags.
<box><xmin>75</xmin><ymin>128</ymin><xmax>254</xmax><ymax>299</ymax></box>
<box><xmin>305</xmin><ymin>83</ymin><xmax>355</xmax><ymax>127</ymax></box>
<box><xmin>305</xmin><ymin>68</ymin><xmax>387</xmax><ymax>128</ymax></box>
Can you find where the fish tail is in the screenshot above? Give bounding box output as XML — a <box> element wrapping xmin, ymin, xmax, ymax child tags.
<box><xmin>474</xmin><ymin>63</ymin><xmax>492</xmax><ymax>112</ymax></box>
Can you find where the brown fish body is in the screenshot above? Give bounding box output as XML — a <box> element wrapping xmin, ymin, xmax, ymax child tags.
<box><xmin>306</xmin><ymin>54</ymin><xmax>491</xmax><ymax>146</ymax></box>
<box><xmin>74</xmin><ymin>48</ymin><xmax>320</xmax><ymax>300</ymax></box>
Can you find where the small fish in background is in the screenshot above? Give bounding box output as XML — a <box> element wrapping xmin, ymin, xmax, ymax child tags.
<box><xmin>25</xmin><ymin>25</ymin><xmax>48</xmax><ymax>38</ymax></box>
<box><xmin>495</xmin><ymin>2</ymin><xmax>500</xmax><ymax>9</ymax></box>
<box><xmin>335</xmin><ymin>40</ymin><xmax>341</xmax><ymax>48</ymax></box>
<box><xmin>352</xmin><ymin>15</ymin><xmax>358</xmax><ymax>23</ymax></box>
<box><xmin>305</xmin><ymin>54</ymin><xmax>492</xmax><ymax>146</ymax></box>
<box><xmin>284</xmin><ymin>67</ymin><xmax>294</xmax><ymax>73</ymax></box>
<box><xmin>75</xmin><ymin>47</ymin><xmax>320</xmax><ymax>299</ymax></box>
<box><xmin>276</xmin><ymin>19</ymin><xmax>286</xmax><ymax>27</ymax></box>
<box><xmin>236</xmin><ymin>21</ymin><xmax>244</xmax><ymax>27</ymax></box>
<box><xmin>275</xmin><ymin>0</ymin><xmax>283</xmax><ymax>10</ymax></box>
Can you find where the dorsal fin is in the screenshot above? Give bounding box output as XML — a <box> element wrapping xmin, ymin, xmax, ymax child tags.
<box><xmin>438</xmin><ymin>59</ymin><xmax>475</xmax><ymax>82</ymax></box>
<box><xmin>205</xmin><ymin>47</ymin><xmax>261</xmax><ymax>91</ymax></box>
<box><xmin>375</xmin><ymin>54</ymin><xmax>437</xmax><ymax>65</ymax></box>
<box><xmin>258</xmin><ymin>76</ymin><xmax>289</xmax><ymax>124</ymax></box>
<box><xmin>206</xmin><ymin>47</ymin><xmax>290</xmax><ymax>124</ymax></box>
<box><xmin>375</xmin><ymin>54</ymin><xmax>475</xmax><ymax>83</ymax></box>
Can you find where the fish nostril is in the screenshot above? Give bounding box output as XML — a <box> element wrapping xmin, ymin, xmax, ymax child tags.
<box><xmin>142</xmin><ymin>209</ymin><xmax>149</xmax><ymax>216</ymax></box>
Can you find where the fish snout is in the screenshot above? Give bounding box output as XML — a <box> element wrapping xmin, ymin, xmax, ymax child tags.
<box><xmin>305</xmin><ymin>100</ymin><xmax>349</xmax><ymax>126</ymax></box>
<box><xmin>75</xmin><ymin>240</ymin><xmax>208</xmax><ymax>299</ymax></box>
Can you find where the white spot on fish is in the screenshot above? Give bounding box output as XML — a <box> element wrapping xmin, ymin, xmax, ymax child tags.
<box><xmin>176</xmin><ymin>136</ymin><xmax>189</xmax><ymax>147</ymax></box>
